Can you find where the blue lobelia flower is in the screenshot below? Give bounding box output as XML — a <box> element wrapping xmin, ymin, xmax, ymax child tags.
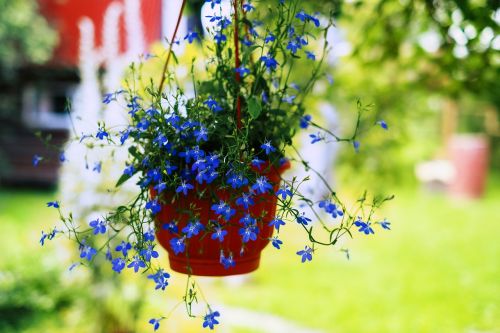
<box><xmin>207</xmin><ymin>14</ymin><xmax>222</xmax><ymax>23</ymax></box>
<box><xmin>251</xmin><ymin>157</ymin><xmax>265</xmax><ymax>169</ymax></box>
<box><xmin>195</xmin><ymin>170</ymin><xmax>207</xmax><ymax>184</ymax></box>
<box><xmin>251</xmin><ymin>176</ymin><xmax>273</xmax><ymax>194</ymax></box>
<box><xmin>194</xmin><ymin>126</ymin><xmax>209</xmax><ymax>142</ymax></box>
<box><xmin>32</xmin><ymin>154</ymin><xmax>43</xmax><ymax>166</ymax></box>
<box><xmin>282</xmin><ymin>94</ymin><xmax>296</xmax><ymax>104</ymax></box>
<box><xmin>353</xmin><ymin>140</ymin><xmax>360</xmax><ymax>153</ymax></box>
<box><xmin>297</xmin><ymin>213</ymin><xmax>311</xmax><ymax>225</ymax></box>
<box><xmin>271</xmin><ymin>236</ymin><xmax>283</xmax><ymax>249</ymax></box>
<box><xmin>59</xmin><ymin>152</ymin><xmax>66</xmax><ymax>162</ymax></box>
<box><xmin>162</xmin><ymin>221</ymin><xmax>178</xmax><ymax>234</ymax></box>
<box><xmin>242</xmin><ymin>2</ymin><xmax>255</xmax><ymax>11</ymax></box>
<box><xmin>239</xmin><ymin>225</ymin><xmax>258</xmax><ymax>243</ymax></box>
<box><xmin>179</xmin><ymin>146</ymin><xmax>205</xmax><ymax>163</ymax></box>
<box><xmin>269</xmin><ymin>218</ymin><xmax>286</xmax><ymax>231</ymax></box>
<box><xmin>309</xmin><ymin>132</ymin><xmax>323</xmax><ymax>144</ymax></box>
<box><xmin>184</xmin><ymin>31</ymin><xmax>199</xmax><ymax>43</ymax></box>
<box><xmin>149</xmin><ymin>318</ymin><xmax>162</xmax><ymax>331</ymax></box>
<box><xmin>296</xmin><ymin>10</ymin><xmax>320</xmax><ymax>27</ymax></box>
<box><xmin>261</xmin><ymin>90</ymin><xmax>269</xmax><ymax>104</ymax></box>
<box><xmin>126</xmin><ymin>96</ymin><xmax>141</xmax><ymax>115</ymax></box>
<box><xmin>102</xmin><ymin>92</ymin><xmax>114</xmax><ymax>104</ymax></box>
<box><xmin>170</xmin><ymin>237</ymin><xmax>186</xmax><ymax>255</ymax></box>
<box><xmin>176</xmin><ymin>181</ymin><xmax>194</xmax><ymax>196</ymax></box>
<box><xmin>136</xmin><ymin>118</ymin><xmax>150</xmax><ymax>131</ymax></box>
<box><xmin>205</xmin><ymin>170</ymin><xmax>219</xmax><ymax>184</ymax></box>
<box><xmin>144</xmin><ymin>229</ymin><xmax>155</xmax><ymax>242</ymax></box>
<box><xmin>260</xmin><ymin>54</ymin><xmax>278</xmax><ymax>71</ymax></box>
<box><xmin>308</xmin><ymin>14</ymin><xmax>320</xmax><ymax>27</ymax></box>
<box><xmin>205</xmin><ymin>0</ymin><xmax>222</xmax><ymax>9</ymax></box>
<box><xmin>264</xmin><ymin>33</ymin><xmax>276</xmax><ymax>43</ymax></box>
<box><xmin>241</xmin><ymin>37</ymin><xmax>253</xmax><ymax>46</ymax></box>
<box><xmin>218</xmin><ymin>17</ymin><xmax>231</xmax><ymax>29</ymax></box>
<box><xmin>148</xmin><ymin>268</ymin><xmax>171</xmax><ymax>291</ymax></box>
<box><xmin>153</xmin><ymin>182</ymin><xmax>167</xmax><ymax>193</ymax></box>
<box><xmin>203</xmin><ymin>96</ymin><xmax>222</xmax><ymax>112</ymax></box>
<box><xmin>235</xmin><ymin>66</ymin><xmax>250</xmax><ymax>77</ymax></box>
<box><xmin>296</xmin><ymin>10</ymin><xmax>309</xmax><ymax>22</ymax></box>
<box><xmin>40</xmin><ymin>231</ymin><xmax>47</xmax><ymax>246</ymax></box>
<box><xmin>202</xmin><ymin>310</ymin><xmax>221</xmax><ymax>330</ymax></box>
<box><xmin>140</xmin><ymin>245</ymin><xmax>159</xmax><ymax>261</ymax></box>
<box><xmin>211</xmin><ymin>227</ymin><xmax>228</xmax><ymax>242</ymax></box>
<box><xmin>96</xmin><ymin>127</ymin><xmax>109</xmax><ymax>140</ymax></box>
<box><xmin>146</xmin><ymin>199</ymin><xmax>161</xmax><ymax>215</ymax></box>
<box><xmin>115</xmin><ymin>241</ymin><xmax>132</xmax><ymax>257</ymax></box>
<box><xmin>47</xmin><ymin>201</ymin><xmax>59</xmax><ymax>208</ymax></box>
<box><xmin>318</xmin><ymin>199</ymin><xmax>344</xmax><ymax>218</ymax></box>
<box><xmin>227</xmin><ymin>173</ymin><xmax>248</xmax><ymax>189</ymax></box>
<box><xmin>220</xmin><ymin>252</ymin><xmax>235</xmax><ymax>269</ymax></box>
<box><xmin>300</xmin><ymin>114</ymin><xmax>312</xmax><ymax>128</ymax></box>
<box><xmin>296</xmin><ymin>246</ymin><xmax>313</xmax><ymax>263</ymax></box>
<box><xmin>182</xmin><ymin>220</ymin><xmax>204</xmax><ymax>238</ymax></box>
<box><xmin>214</xmin><ymin>32</ymin><xmax>227</xmax><ymax>44</ymax></box>
<box><xmin>207</xmin><ymin>154</ymin><xmax>220</xmax><ymax>168</ymax></box>
<box><xmin>192</xmin><ymin>158</ymin><xmax>207</xmax><ymax>172</ymax></box>
<box><xmin>120</xmin><ymin>128</ymin><xmax>131</xmax><ymax>145</ymax></box>
<box><xmin>239</xmin><ymin>214</ymin><xmax>256</xmax><ymax>227</ymax></box>
<box><xmin>286</xmin><ymin>40</ymin><xmax>300</xmax><ymax>54</ymax></box>
<box><xmin>377</xmin><ymin>120</ymin><xmax>389</xmax><ymax>130</ymax></box>
<box><xmin>354</xmin><ymin>218</ymin><xmax>374</xmax><ymax>235</ymax></box>
<box><xmin>105</xmin><ymin>247</ymin><xmax>113</xmax><ymax>261</ymax></box>
<box><xmin>211</xmin><ymin>201</ymin><xmax>235</xmax><ymax>221</ymax></box>
<box><xmin>111</xmin><ymin>257</ymin><xmax>126</xmax><ymax>273</ymax></box>
<box><xmin>306</xmin><ymin>51</ymin><xmax>316</xmax><ymax>60</ymax></box>
<box><xmin>276</xmin><ymin>185</ymin><xmax>293</xmax><ymax>200</ymax></box>
<box><xmin>376</xmin><ymin>219</ymin><xmax>391</xmax><ymax>230</ymax></box>
<box><xmin>93</xmin><ymin>161</ymin><xmax>102</xmax><ymax>173</ymax></box>
<box><xmin>123</xmin><ymin>164</ymin><xmax>135</xmax><ymax>176</ymax></box>
<box><xmin>261</xmin><ymin>141</ymin><xmax>276</xmax><ymax>155</ymax></box>
<box><xmin>80</xmin><ymin>245</ymin><xmax>97</xmax><ymax>261</ymax></box>
<box><xmin>89</xmin><ymin>219</ymin><xmax>107</xmax><ymax>235</ymax></box>
<box><xmin>148</xmin><ymin>166</ymin><xmax>161</xmax><ymax>180</ymax></box>
<box><xmin>236</xmin><ymin>192</ymin><xmax>254</xmax><ymax>209</ymax></box>
<box><xmin>127</xmin><ymin>256</ymin><xmax>146</xmax><ymax>272</ymax></box>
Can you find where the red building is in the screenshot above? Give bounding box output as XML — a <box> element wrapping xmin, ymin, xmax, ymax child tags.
<box><xmin>0</xmin><ymin>0</ymin><xmax>162</xmax><ymax>186</ymax></box>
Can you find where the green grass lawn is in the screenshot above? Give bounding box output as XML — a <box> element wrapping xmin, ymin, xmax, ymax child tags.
<box><xmin>210</xmin><ymin>178</ymin><xmax>500</xmax><ymax>333</ymax></box>
<box><xmin>1</xmin><ymin>178</ymin><xmax>499</xmax><ymax>333</ymax></box>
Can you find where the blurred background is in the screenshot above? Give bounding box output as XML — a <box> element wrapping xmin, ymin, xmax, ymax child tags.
<box><xmin>0</xmin><ymin>0</ymin><xmax>498</xmax><ymax>332</ymax></box>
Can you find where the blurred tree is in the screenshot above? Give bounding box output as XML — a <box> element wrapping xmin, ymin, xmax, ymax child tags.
<box><xmin>309</xmin><ymin>0</ymin><xmax>500</xmax><ymax>185</ymax></box>
<box><xmin>319</xmin><ymin>0</ymin><xmax>499</xmax><ymax>111</ymax></box>
<box><xmin>0</xmin><ymin>0</ymin><xmax>57</xmax><ymax>79</ymax></box>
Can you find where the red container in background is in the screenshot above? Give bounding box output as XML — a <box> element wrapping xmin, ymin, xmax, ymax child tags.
<box><xmin>154</xmin><ymin>161</ymin><xmax>290</xmax><ymax>276</ymax></box>
<box><xmin>448</xmin><ymin>135</ymin><xmax>490</xmax><ymax>199</ymax></box>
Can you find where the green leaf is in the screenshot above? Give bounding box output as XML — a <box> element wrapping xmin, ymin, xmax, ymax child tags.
<box><xmin>115</xmin><ymin>173</ymin><xmax>132</xmax><ymax>188</ymax></box>
<box><xmin>128</xmin><ymin>146</ymin><xmax>141</xmax><ymax>160</ymax></box>
<box><xmin>247</xmin><ymin>96</ymin><xmax>262</xmax><ymax>119</ymax></box>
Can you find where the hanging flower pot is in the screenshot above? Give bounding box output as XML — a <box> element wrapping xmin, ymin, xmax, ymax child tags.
<box><xmin>154</xmin><ymin>160</ymin><xmax>290</xmax><ymax>276</ymax></box>
<box><xmin>40</xmin><ymin>0</ymin><xmax>392</xmax><ymax>330</ymax></box>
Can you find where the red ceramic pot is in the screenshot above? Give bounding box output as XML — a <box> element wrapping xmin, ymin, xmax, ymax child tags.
<box><xmin>448</xmin><ymin>134</ymin><xmax>490</xmax><ymax>199</ymax></box>
<box><xmin>154</xmin><ymin>161</ymin><xmax>290</xmax><ymax>276</ymax></box>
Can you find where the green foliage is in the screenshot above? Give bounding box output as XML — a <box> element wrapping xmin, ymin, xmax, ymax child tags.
<box><xmin>333</xmin><ymin>0</ymin><xmax>499</xmax><ymax>109</ymax></box>
<box><xmin>214</xmin><ymin>177</ymin><xmax>500</xmax><ymax>332</ymax></box>
<box><xmin>0</xmin><ymin>0</ymin><xmax>57</xmax><ymax>79</ymax></box>
<box><xmin>0</xmin><ymin>262</ymin><xmax>74</xmax><ymax>333</ymax></box>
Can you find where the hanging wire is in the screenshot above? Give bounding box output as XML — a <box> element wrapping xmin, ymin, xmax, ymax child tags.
<box><xmin>158</xmin><ymin>0</ymin><xmax>187</xmax><ymax>94</ymax></box>
<box><xmin>232</xmin><ymin>0</ymin><xmax>242</xmax><ymax>130</ymax></box>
